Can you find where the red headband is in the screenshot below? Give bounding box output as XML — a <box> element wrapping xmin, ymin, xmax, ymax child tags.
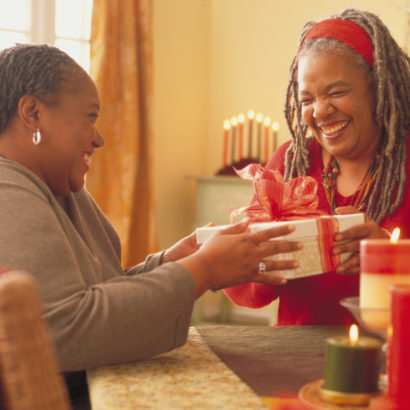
<box><xmin>300</xmin><ymin>19</ymin><xmax>374</xmax><ymax>67</ymax></box>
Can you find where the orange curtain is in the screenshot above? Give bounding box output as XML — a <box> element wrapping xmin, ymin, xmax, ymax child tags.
<box><xmin>87</xmin><ymin>0</ymin><xmax>158</xmax><ymax>267</ymax></box>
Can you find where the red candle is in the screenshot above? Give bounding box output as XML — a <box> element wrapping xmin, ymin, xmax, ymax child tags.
<box><xmin>247</xmin><ymin>110</ymin><xmax>255</xmax><ymax>158</ymax></box>
<box><xmin>238</xmin><ymin>114</ymin><xmax>245</xmax><ymax>161</ymax></box>
<box><xmin>222</xmin><ymin>119</ymin><xmax>230</xmax><ymax>168</ymax></box>
<box><xmin>272</xmin><ymin>121</ymin><xmax>279</xmax><ymax>151</ymax></box>
<box><xmin>263</xmin><ymin>116</ymin><xmax>271</xmax><ymax>164</ymax></box>
<box><xmin>388</xmin><ymin>285</ymin><xmax>410</xmax><ymax>408</ymax></box>
<box><xmin>230</xmin><ymin>116</ymin><xmax>238</xmax><ymax>164</ymax></box>
<box><xmin>256</xmin><ymin>113</ymin><xmax>263</xmax><ymax>161</ymax></box>
<box><xmin>360</xmin><ymin>233</ymin><xmax>410</xmax><ymax>330</ymax></box>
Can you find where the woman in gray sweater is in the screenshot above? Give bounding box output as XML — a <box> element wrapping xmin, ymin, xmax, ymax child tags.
<box><xmin>0</xmin><ymin>44</ymin><xmax>300</xmax><ymax>401</ymax></box>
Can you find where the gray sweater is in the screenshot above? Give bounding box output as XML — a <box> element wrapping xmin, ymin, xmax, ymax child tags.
<box><xmin>0</xmin><ymin>157</ymin><xmax>195</xmax><ymax>371</ymax></box>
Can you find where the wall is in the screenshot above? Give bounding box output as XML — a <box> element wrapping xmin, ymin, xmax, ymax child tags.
<box><xmin>153</xmin><ymin>0</ymin><xmax>408</xmax><ymax>249</ymax></box>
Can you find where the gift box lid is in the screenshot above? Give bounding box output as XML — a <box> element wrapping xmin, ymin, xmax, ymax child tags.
<box><xmin>196</xmin><ymin>213</ymin><xmax>365</xmax><ymax>244</ymax></box>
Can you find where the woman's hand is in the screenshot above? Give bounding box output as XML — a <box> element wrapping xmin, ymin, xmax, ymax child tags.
<box><xmin>179</xmin><ymin>219</ymin><xmax>302</xmax><ymax>298</ymax></box>
<box><xmin>162</xmin><ymin>223</ymin><xmax>215</xmax><ymax>264</ymax></box>
<box><xmin>333</xmin><ymin>206</ymin><xmax>389</xmax><ymax>275</ymax></box>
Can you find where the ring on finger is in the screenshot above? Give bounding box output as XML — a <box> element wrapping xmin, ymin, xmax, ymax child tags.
<box><xmin>259</xmin><ymin>261</ymin><xmax>266</xmax><ymax>273</ymax></box>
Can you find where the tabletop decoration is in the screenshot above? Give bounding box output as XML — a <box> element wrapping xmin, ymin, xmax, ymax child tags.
<box><xmin>319</xmin><ymin>324</ymin><xmax>382</xmax><ymax>405</ymax></box>
<box><xmin>197</xmin><ymin>165</ymin><xmax>365</xmax><ymax>279</ymax></box>
<box><xmin>359</xmin><ymin>229</ymin><xmax>410</xmax><ymax>328</ymax></box>
<box><xmin>216</xmin><ymin>111</ymin><xmax>279</xmax><ymax>176</ymax></box>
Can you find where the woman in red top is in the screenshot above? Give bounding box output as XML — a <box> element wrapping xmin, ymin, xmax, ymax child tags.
<box><xmin>224</xmin><ymin>8</ymin><xmax>410</xmax><ymax>325</ymax></box>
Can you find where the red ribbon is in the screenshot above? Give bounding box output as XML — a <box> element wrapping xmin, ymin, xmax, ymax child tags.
<box><xmin>231</xmin><ymin>163</ymin><xmax>340</xmax><ymax>273</ymax></box>
<box><xmin>230</xmin><ymin>163</ymin><xmax>327</xmax><ymax>222</ymax></box>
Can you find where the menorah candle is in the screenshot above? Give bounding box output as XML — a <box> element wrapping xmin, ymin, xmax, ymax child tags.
<box><xmin>230</xmin><ymin>116</ymin><xmax>238</xmax><ymax>164</ymax></box>
<box><xmin>222</xmin><ymin>119</ymin><xmax>230</xmax><ymax>169</ymax></box>
<box><xmin>238</xmin><ymin>113</ymin><xmax>245</xmax><ymax>161</ymax></box>
<box><xmin>247</xmin><ymin>110</ymin><xmax>255</xmax><ymax>157</ymax></box>
<box><xmin>321</xmin><ymin>325</ymin><xmax>382</xmax><ymax>404</ymax></box>
<box><xmin>256</xmin><ymin>113</ymin><xmax>263</xmax><ymax>160</ymax></box>
<box><xmin>272</xmin><ymin>121</ymin><xmax>279</xmax><ymax>151</ymax></box>
<box><xmin>263</xmin><ymin>116</ymin><xmax>271</xmax><ymax>163</ymax></box>
<box><xmin>388</xmin><ymin>285</ymin><xmax>410</xmax><ymax>408</ymax></box>
<box><xmin>360</xmin><ymin>230</ymin><xmax>410</xmax><ymax>330</ymax></box>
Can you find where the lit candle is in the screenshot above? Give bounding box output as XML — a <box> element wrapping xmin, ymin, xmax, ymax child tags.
<box><xmin>360</xmin><ymin>229</ymin><xmax>410</xmax><ymax>330</ymax></box>
<box><xmin>222</xmin><ymin>119</ymin><xmax>230</xmax><ymax>169</ymax></box>
<box><xmin>263</xmin><ymin>116</ymin><xmax>271</xmax><ymax>164</ymax></box>
<box><xmin>256</xmin><ymin>113</ymin><xmax>263</xmax><ymax>161</ymax></box>
<box><xmin>321</xmin><ymin>325</ymin><xmax>382</xmax><ymax>403</ymax></box>
<box><xmin>238</xmin><ymin>113</ymin><xmax>245</xmax><ymax>161</ymax></box>
<box><xmin>388</xmin><ymin>285</ymin><xmax>410</xmax><ymax>408</ymax></box>
<box><xmin>272</xmin><ymin>121</ymin><xmax>279</xmax><ymax>151</ymax></box>
<box><xmin>247</xmin><ymin>110</ymin><xmax>255</xmax><ymax>158</ymax></box>
<box><xmin>230</xmin><ymin>116</ymin><xmax>238</xmax><ymax>164</ymax></box>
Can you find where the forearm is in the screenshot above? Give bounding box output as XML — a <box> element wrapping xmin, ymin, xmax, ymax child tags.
<box><xmin>49</xmin><ymin>263</ymin><xmax>195</xmax><ymax>371</ymax></box>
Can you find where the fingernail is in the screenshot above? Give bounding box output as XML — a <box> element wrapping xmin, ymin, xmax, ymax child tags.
<box><xmin>334</xmin><ymin>233</ymin><xmax>343</xmax><ymax>241</ymax></box>
<box><xmin>336</xmin><ymin>265</ymin><xmax>345</xmax><ymax>274</ymax></box>
<box><xmin>280</xmin><ymin>278</ymin><xmax>287</xmax><ymax>285</ymax></box>
<box><xmin>333</xmin><ymin>246</ymin><xmax>341</xmax><ymax>255</ymax></box>
<box><xmin>296</xmin><ymin>242</ymin><xmax>303</xmax><ymax>250</ymax></box>
<box><xmin>288</xmin><ymin>224</ymin><xmax>295</xmax><ymax>231</ymax></box>
<box><xmin>292</xmin><ymin>261</ymin><xmax>299</xmax><ymax>268</ymax></box>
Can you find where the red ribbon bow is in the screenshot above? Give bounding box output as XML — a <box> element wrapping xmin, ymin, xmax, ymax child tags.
<box><xmin>230</xmin><ymin>163</ymin><xmax>328</xmax><ymax>223</ymax></box>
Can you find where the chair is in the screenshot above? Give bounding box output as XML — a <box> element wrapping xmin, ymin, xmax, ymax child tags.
<box><xmin>0</xmin><ymin>269</ymin><xmax>71</xmax><ymax>409</ymax></box>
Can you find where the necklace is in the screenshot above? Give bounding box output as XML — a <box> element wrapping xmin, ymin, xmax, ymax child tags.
<box><xmin>322</xmin><ymin>153</ymin><xmax>381</xmax><ymax>213</ymax></box>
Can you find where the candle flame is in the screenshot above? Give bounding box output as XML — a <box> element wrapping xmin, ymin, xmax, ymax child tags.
<box><xmin>256</xmin><ymin>113</ymin><xmax>263</xmax><ymax>122</ymax></box>
<box><xmin>238</xmin><ymin>113</ymin><xmax>245</xmax><ymax>123</ymax></box>
<box><xmin>391</xmin><ymin>228</ymin><xmax>400</xmax><ymax>243</ymax></box>
<box><xmin>247</xmin><ymin>110</ymin><xmax>255</xmax><ymax>119</ymax></box>
<box><xmin>231</xmin><ymin>117</ymin><xmax>238</xmax><ymax>126</ymax></box>
<box><xmin>223</xmin><ymin>119</ymin><xmax>231</xmax><ymax>130</ymax></box>
<box><xmin>263</xmin><ymin>117</ymin><xmax>271</xmax><ymax>126</ymax></box>
<box><xmin>349</xmin><ymin>324</ymin><xmax>359</xmax><ymax>346</ymax></box>
<box><xmin>272</xmin><ymin>121</ymin><xmax>280</xmax><ymax>131</ymax></box>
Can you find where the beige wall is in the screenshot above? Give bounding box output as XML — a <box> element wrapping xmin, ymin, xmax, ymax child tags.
<box><xmin>153</xmin><ymin>0</ymin><xmax>408</xmax><ymax>249</ymax></box>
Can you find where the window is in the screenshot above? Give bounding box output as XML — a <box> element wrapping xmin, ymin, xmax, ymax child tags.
<box><xmin>0</xmin><ymin>0</ymin><xmax>93</xmax><ymax>71</ymax></box>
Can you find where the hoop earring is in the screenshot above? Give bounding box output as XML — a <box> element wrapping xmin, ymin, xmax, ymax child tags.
<box><xmin>32</xmin><ymin>128</ymin><xmax>41</xmax><ymax>145</ymax></box>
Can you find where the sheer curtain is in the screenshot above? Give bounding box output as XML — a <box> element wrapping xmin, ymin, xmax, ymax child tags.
<box><xmin>87</xmin><ymin>0</ymin><xmax>158</xmax><ymax>267</ymax></box>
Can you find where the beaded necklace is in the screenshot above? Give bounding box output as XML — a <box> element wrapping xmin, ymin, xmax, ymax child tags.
<box><xmin>322</xmin><ymin>153</ymin><xmax>381</xmax><ymax>213</ymax></box>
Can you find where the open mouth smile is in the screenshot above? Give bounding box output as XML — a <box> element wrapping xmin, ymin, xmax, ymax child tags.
<box><xmin>320</xmin><ymin>120</ymin><xmax>349</xmax><ymax>136</ymax></box>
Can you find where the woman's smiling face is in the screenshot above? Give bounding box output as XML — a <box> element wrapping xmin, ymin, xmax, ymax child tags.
<box><xmin>297</xmin><ymin>49</ymin><xmax>382</xmax><ymax>161</ymax></box>
<box><xmin>35</xmin><ymin>70</ymin><xmax>104</xmax><ymax>195</ymax></box>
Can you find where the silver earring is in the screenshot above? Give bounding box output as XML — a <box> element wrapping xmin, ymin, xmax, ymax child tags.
<box><xmin>32</xmin><ymin>128</ymin><xmax>41</xmax><ymax>145</ymax></box>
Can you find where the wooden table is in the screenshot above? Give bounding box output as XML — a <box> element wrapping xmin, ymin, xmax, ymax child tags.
<box><xmin>87</xmin><ymin>325</ymin><xmax>366</xmax><ymax>409</ymax></box>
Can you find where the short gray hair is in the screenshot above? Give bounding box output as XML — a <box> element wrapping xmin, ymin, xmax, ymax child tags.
<box><xmin>0</xmin><ymin>44</ymin><xmax>81</xmax><ymax>132</ymax></box>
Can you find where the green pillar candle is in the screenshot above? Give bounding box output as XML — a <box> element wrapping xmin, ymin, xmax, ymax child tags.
<box><xmin>323</xmin><ymin>333</ymin><xmax>382</xmax><ymax>393</ymax></box>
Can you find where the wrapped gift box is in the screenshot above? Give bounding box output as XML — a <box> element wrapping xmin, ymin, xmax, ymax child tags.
<box><xmin>196</xmin><ymin>213</ymin><xmax>365</xmax><ymax>279</ymax></box>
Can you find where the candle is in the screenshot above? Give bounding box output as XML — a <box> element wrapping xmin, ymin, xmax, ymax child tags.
<box><xmin>230</xmin><ymin>116</ymin><xmax>238</xmax><ymax>164</ymax></box>
<box><xmin>256</xmin><ymin>113</ymin><xmax>263</xmax><ymax>161</ymax></box>
<box><xmin>222</xmin><ymin>119</ymin><xmax>230</xmax><ymax>169</ymax></box>
<box><xmin>247</xmin><ymin>110</ymin><xmax>255</xmax><ymax>158</ymax></box>
<box><xmin>272</xmin><ymin>121</ymin><xmax>279</xmax><ymax>151</ymax></box>
<box><xmin>238</xmin><ymin>114</ymin><xmax>244</xmax><ymax>161</ymax></box>
<box><xmin>360</xmin><ymin>229</ymin><xmax>410</xmax><ymax>330</ymax></box>
<box><xmin>388</xmin><ymin>285</ymin><xmax>410</xmax><ymax>408</ymax></box>
<box><xmin>263</xmin><ymin>116</ymin><xmax>271</xmax><ymax>164</ymax></box>
<box><xmin>321</xmin><ymin>325</ymin><xmax>382</xmax><ymax>403</ymax></box>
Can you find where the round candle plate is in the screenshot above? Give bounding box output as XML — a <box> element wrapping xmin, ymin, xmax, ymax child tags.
<box><xmin>298</xmin><ymin>379</ymin><xmax>381</xmax><ymax>410</ymax></box>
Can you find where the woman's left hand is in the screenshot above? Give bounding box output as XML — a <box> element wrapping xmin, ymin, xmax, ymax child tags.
<box><xmin>162</xmin><ymin>223</ymin><xmax>215</xmax><ymax>264</ymax></box>
<box><xmin>332</xmin><ymin>206</ymin><xmax>389</xmax><ymax>275</ymax></box>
